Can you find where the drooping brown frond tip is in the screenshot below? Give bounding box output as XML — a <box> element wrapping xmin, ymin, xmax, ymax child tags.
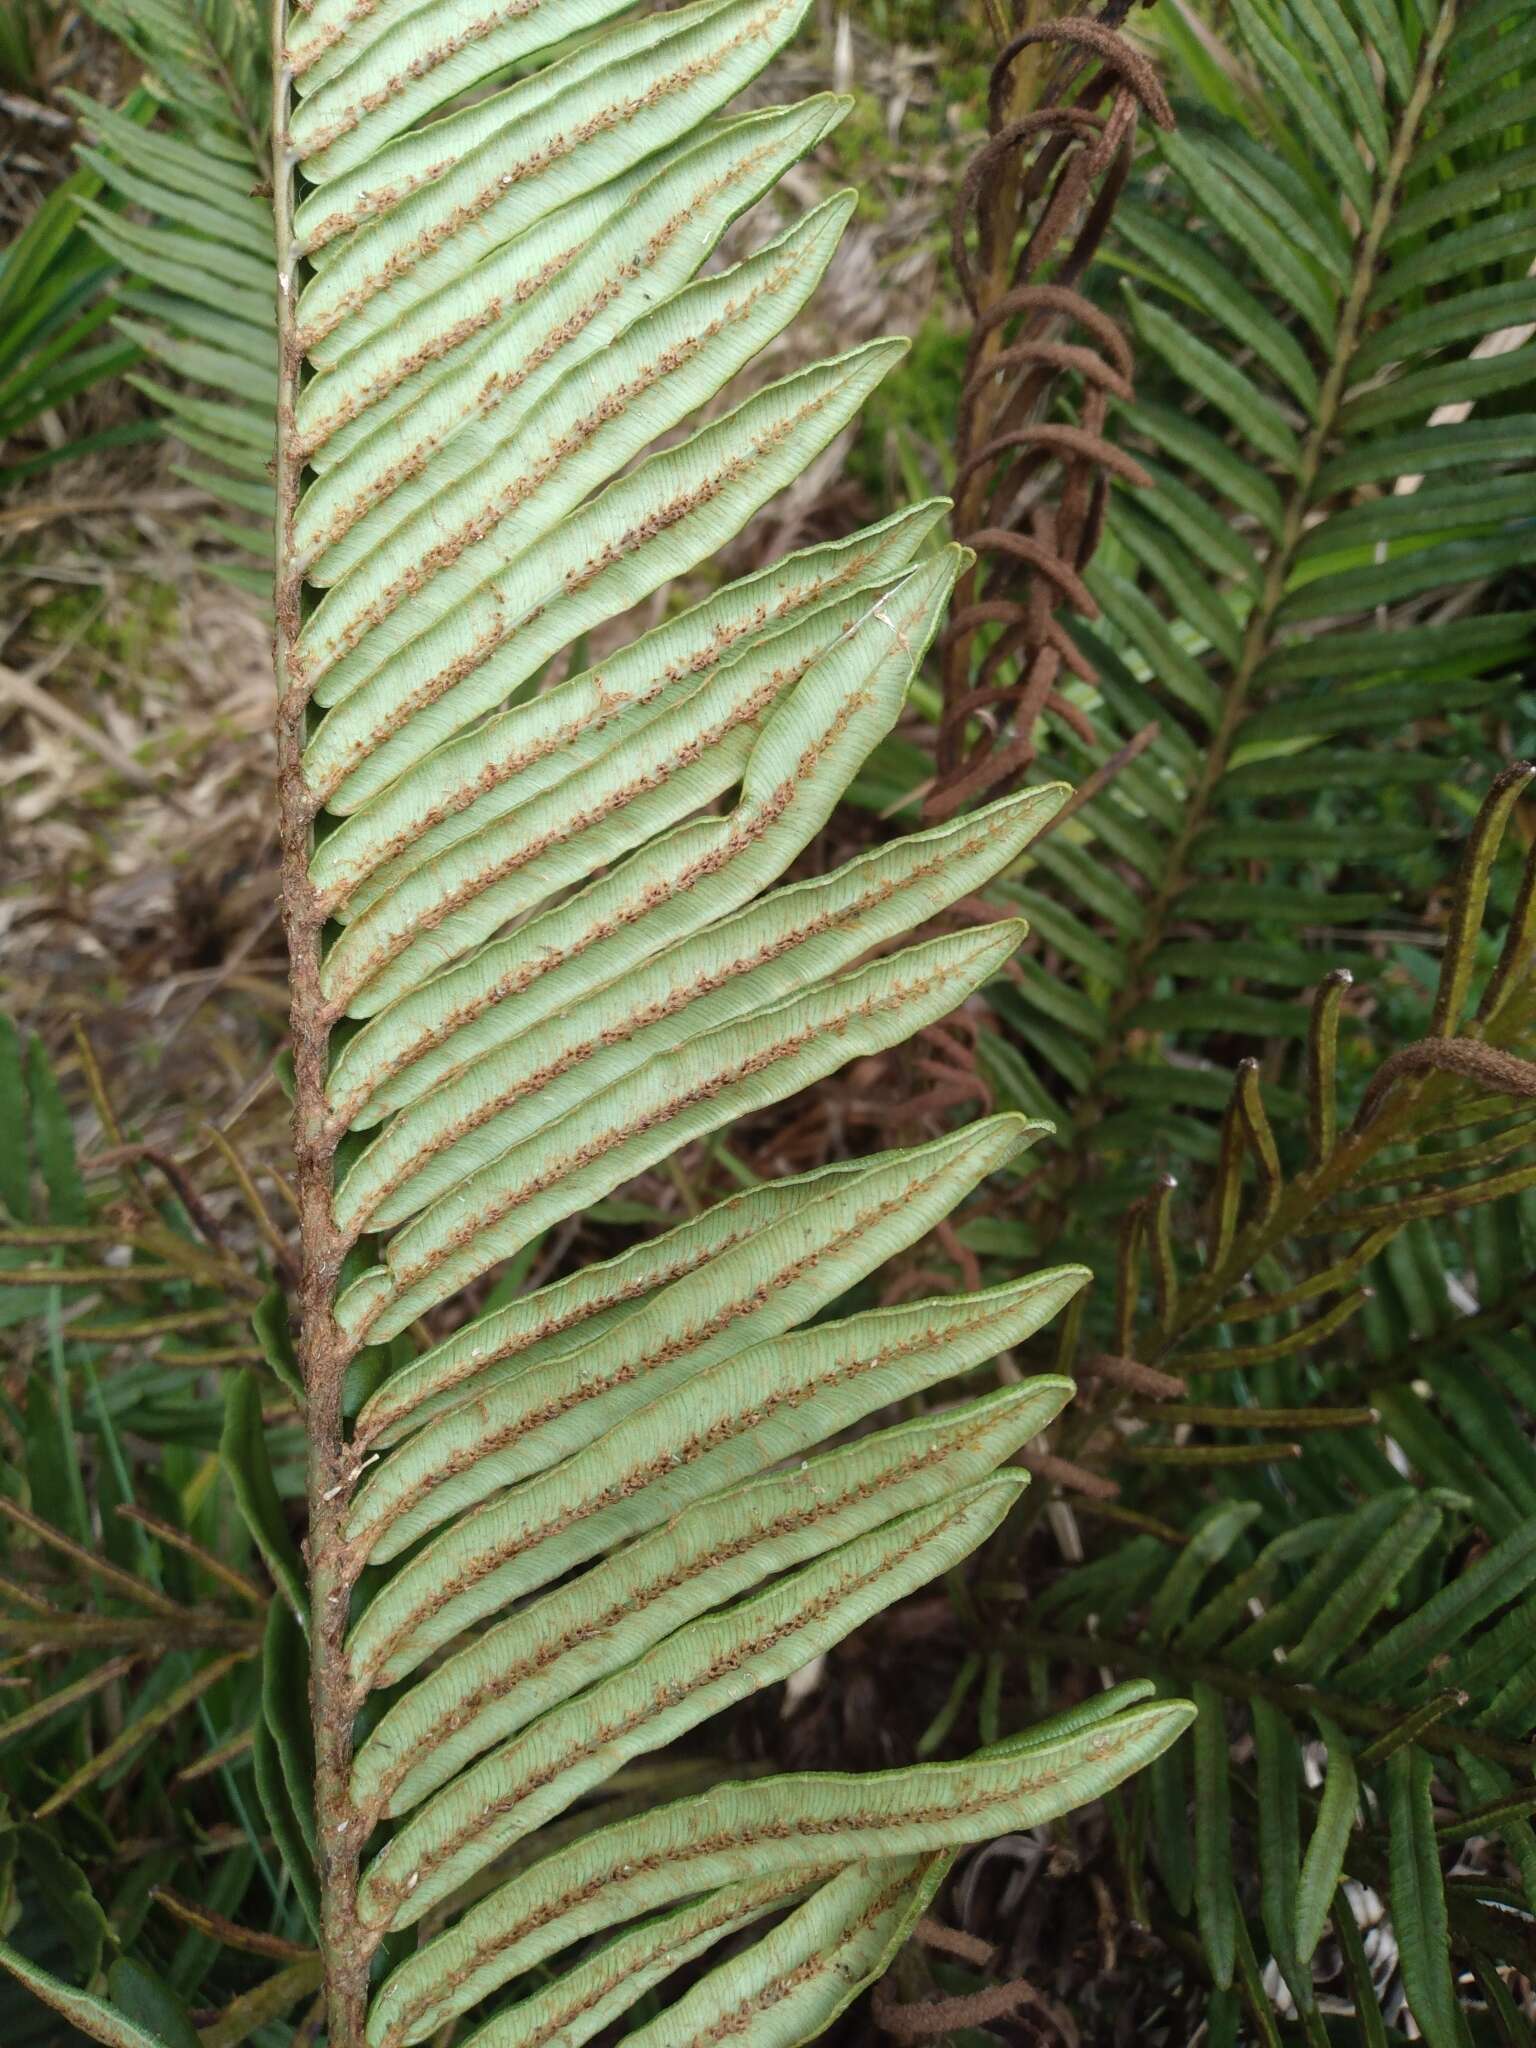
<box><xmin>927</xmin><ymin>5</ymin><xmax>1172</xmax><ymax>826</ymax></box>
<box><xmin>912</xmin><ymin>1915</ymin><xmax>997</xmax><ymax>1968</ymax></box>
<box><xmin>1016</xmin><ymin>1447</ymin><xmax>1120</xmax><ymax>1499</ymax></box>
<box><xmin>1083</xmin><ymin>1352</ymin><xmax>1183</xmax><ymax>1399</ymax></box>
<box><xmin>874</xmin><ymin>1968</ymin><xmax>1071</xmax><ymax>2040</ymax></box>
<box><xmin>1350</xmin><ymin>1039</ymin><xmax>1536</xmax><ymax>1134</ymax></box>
<box><xmin>150</xmin><ymin>1887</ymin><xmax>314</xmax><ymax>1962</ymax></box>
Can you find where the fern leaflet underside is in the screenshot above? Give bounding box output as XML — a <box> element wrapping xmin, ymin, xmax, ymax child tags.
<box><xmin>271</xmin><ymin>2</ymin><xmax>1190</xmax><ymax>2042</ymax></box>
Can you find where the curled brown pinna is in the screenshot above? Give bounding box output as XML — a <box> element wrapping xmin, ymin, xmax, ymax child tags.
<box><xmin>929</xmin><ymin>7</ymin><xmax>1172</xmax><ymax>824</ymax></box>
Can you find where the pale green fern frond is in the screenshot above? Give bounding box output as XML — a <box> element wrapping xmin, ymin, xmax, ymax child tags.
<box><xmin>267</xmin><ymin>3</ymin><xmax>1192</xmax><ymax>2042</ymax></box>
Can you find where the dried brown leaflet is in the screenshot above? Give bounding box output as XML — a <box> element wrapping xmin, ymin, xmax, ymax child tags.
<box><xmin>928</xmin><ymin>7</ymin><xmax>1172</xmax><ymax>824</ymax></box>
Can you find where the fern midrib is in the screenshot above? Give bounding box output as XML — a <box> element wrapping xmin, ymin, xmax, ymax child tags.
<box><xmin>353</xmin><ymin>1167</ymin><xmax>935</xmax><ymax>1544</ymax></box>
<box><xmin>369</xmin><ymin>1519</ymin><xmax>953</xmax><ymax>1917</ymax></box>
<box><xmin>356</xmin><ymin>1305</ymin><xmax>1013</xmax><ymax>1683</ymax></box>
<box><xmin>364</xmin><ymin>1423</ymin><xmax>984</xmax><ymax>1816</ymax></box>
<box><xmin>1052</xmin><ymin>2</ymin><xmax>1461</xmax><ymax>1181</ymax></box>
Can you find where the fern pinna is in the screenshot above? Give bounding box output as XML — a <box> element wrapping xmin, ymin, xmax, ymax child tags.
<box><xmin>267</xmin><ymin>2</ymin><xmax>1189</xmax><ymax>2041</ymax></box>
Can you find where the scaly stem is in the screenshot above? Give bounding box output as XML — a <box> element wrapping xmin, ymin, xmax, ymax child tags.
<box><xmin>270</xmin><ymin>10</ymin><xmax>367</xmax><ymax>2038</ymax></box>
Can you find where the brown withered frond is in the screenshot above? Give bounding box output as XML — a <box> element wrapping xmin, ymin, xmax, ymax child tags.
<box><xmin>930</xmin><ymin>5</ymin><xmax>1171</xmax><ymax>824</ymax></box>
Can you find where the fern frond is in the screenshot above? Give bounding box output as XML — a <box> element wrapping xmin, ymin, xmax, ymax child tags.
<box><xmin>931</xmin><ymin>9</ymin><xmax>1173</xmax><ymax>821</ymax></box>
<box><xmin>81</xmin><ymin>0</ymin><xmax>266</xmax><ymax>145</ymax></box>
<box><xmin>0</xmin><ymin>141</ymin><xmax>151</xmax><ymax>475</ymax></box>
<box><xmin>69</xmin><ymin>0</ymin><xmax>274</xmax><ymax>580</ymax></box>
<box><xmin>1002</xmin><ymin>0</ymin><xmax>1535</xmax><ymax>1190</ymax></box>
<box><xmin>268</xmin><ymin>4</ymin><xmax>1192</xmax><ymax>2041</ymax></box>
<box><xmin>1014</xmin><ymin>767</ymin><xmax>1536</xmax><ymax>2037</ymax></box>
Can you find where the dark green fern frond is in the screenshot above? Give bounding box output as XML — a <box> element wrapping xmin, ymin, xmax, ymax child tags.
<box><xmin>994</xmin><ymin>0</ymin><xmax>1536</xmax><ymax>1203</ymax></box>
<box><xmin>1008</xmin><ymin>765</ymin><xmax>1536</xmax><ymax>2041</ymax></box>
<box><xmin>0</xmin><ymin>101</ymin><xmax>166</xmax><ymax>480</ymax></box>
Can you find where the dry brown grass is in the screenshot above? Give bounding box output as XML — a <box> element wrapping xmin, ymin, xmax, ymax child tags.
<box><xmin>2</xmin><ymin>445</ymin><xmax>286</xmax><ymax>1193</ymax></box>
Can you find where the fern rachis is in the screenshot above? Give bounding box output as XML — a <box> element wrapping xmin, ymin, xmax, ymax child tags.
<box><xmin>3</xmin><ymin>1</ymin><xmax>1536</xmax><ymax>2042</ymax></box>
